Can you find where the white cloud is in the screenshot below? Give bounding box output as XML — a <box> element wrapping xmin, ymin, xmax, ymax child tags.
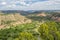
<box><xmin>20</xmin><ymin>2</ymin><xmax>26</xmax><ymax>5</ymax></box>
<box><xmin>7</xmin><ymin>4</ymin><xmax>16</xmax><ymax>8</ymax></box>
<box><xmin>1</xmin><ymin>2</ymin><xmax>7</xmax><ymax>5</ymax></box>
<box><xmin>0</xmin><ymin>0</ymin><xmax>60</xmax><ymax>10</ymax></box>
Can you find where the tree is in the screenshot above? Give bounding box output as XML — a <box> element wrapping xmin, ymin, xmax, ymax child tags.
<box><xmin>14</xmin><ymin>32</ymin><xmax>37</xmax><ymax>40</ymax></box>
<box><xmin>38</xmin><ymin>21</ymin><xmax>60</xmax><ymax>40</ymax></box>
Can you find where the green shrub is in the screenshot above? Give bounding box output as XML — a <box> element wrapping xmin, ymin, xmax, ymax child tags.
<box><xmin>0</xmin><ymin>22</ymin><xmax>38</xmax><ymax>40</ymax></box>
<box><xmin>38</xmin><ymin>21</ymin><xmax>60</xmax><ymax>40</ymax></box>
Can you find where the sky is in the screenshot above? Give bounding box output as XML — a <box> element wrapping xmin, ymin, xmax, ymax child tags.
<box><xmin>0</xmin><ymin>0</ymin><xmax>60</xmax><ymax>10</ymax></box>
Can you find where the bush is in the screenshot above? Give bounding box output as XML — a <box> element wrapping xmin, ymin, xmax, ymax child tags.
<box><xmin>38</xmin><ymin>21</ymin><xmax>60</xmax><ymax>40</ymax></box>
<box><xmin>0</xmin><ymin>22</ymin><xmax>38</xmax><ymax>40</ymax></box>
<box><xmin>14</xmin><ymin>32</ymin><xmax>37</xmax><ymax>40</ymax></box>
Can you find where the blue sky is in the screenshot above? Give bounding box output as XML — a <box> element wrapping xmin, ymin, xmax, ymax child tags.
<box><xmin>0</xmin><ymin>0</ymin><xmax>60</xmax><ymax>10</ymax></box>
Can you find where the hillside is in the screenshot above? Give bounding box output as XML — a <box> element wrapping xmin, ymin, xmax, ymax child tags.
<box><xmin>0</xmin><ymin>13</ymin><xmax>32</xmax><ymax>29</ymax></box>
<box><xmin>0</xmin><ymin>11</ymin><xmax>60</xmax><ymax>40</ymax></box>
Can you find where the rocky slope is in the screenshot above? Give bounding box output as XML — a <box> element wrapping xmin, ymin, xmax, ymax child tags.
<box><xmin>0</xmin><ymin>13</ymin><xmax>32</xmax><ymax>29</ymax></box>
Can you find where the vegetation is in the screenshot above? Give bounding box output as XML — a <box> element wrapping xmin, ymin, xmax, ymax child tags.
<box><xmin>0</xmin><ymin>22</ymin><xmax>38</xmax><ymax>40</ymax></box>
<box><xmin>38</xmin><ymin>21</ymin><xmax>60</xmax><ymax>40</ymax></box>
<box><xmin>0</xmin><ymin>11</ymin><xmax>60</xmax><ymax>40</ymax></box>
<box><xmin>0</xmin><ymin>21</ymin><xmax>60</xmax><ymax>40</ymax></box>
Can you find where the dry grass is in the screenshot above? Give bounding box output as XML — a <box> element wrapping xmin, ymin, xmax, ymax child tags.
<box><xmin>0</xmin><ymin>13</ymin><xmax>32</xmax><ymax>29</ymax></box>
